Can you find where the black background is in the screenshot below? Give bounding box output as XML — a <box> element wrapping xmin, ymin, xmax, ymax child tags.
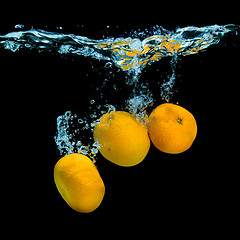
<box><xmin>1</xmin><ymin>24</ymin><xmax>239</xmax><ymax>232</ymax></box>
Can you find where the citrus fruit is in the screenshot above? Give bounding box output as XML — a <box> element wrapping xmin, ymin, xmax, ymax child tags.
<box><xmin>54</xmin><ymin>153</ymin><xmax>105</xmax><ymax>213</ymax></box>
<box><xmin>148</xmin><ymin>103</ymin><xmax>197</xmax><ymax>154</ymax></box>
<box><xmin>93</xmin><ymin>111</ymin><xmax>150</xmax><ymax>167</ymax></box>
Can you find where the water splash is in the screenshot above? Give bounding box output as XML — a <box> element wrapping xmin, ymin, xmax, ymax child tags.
<box><xmin>53</xmin><ymin>24</ymin><xmax>240</xmax><ymax>157</ymax></box>
<box><xmin>1</xmin><ymin>24</ymin><xmax>237</xmax><ymax>74</ymax></box>
<box><xmin>1</xmin><ymin>24</ymin><xmax>238</xmax><ymax>158</ymax></box>
<box><xmin>1</xmin><ymin>24</ymin><xmax>238</xmax><ymax>94</ymax></box>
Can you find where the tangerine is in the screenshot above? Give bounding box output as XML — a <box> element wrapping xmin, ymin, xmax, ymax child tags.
<box><xmin>54</xmin><ymin>153</ymin><xmax>105</xmax><ymax>213</ymax></box>
<box><xmin>93</xmin><ymin>111</ymin><xmax>150</xmax><ymax>167</ymax></box>
<box><xmin>148</xmin><ymin>103</ymin><xmax>197</xmax><ymax>154</ymax></box>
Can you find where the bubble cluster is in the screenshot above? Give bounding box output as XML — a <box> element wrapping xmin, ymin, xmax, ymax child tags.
<box><xmin>55</xmin><ymin>102</ymin><xmax>118</xmax><ymax>161</ymax></box>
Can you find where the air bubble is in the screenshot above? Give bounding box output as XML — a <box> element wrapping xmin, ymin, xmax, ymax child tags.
<box><xmin>105</xmin><ymin>62</ymin><xmax>113</xmax><ymax>68</ymax></box>
<box><xmin>15</xmin><ymin>24</ymin><xmax>24</xmax><ymax>29</ymax></box>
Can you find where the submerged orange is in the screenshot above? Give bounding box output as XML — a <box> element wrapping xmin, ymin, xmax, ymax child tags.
<box><xmin>54</xmin><ymin>153</ymin><xmax>105</xmax><ymax>213</ymax></box>
<box><xmin>148</xmin><ymin>103</ymin><xmax>197</xmax><ymax>154</ymax></box>
<box><xmin>93</xmin><ymin>111</ymin><xmax>150</xmax><ymax>167</ymax></box>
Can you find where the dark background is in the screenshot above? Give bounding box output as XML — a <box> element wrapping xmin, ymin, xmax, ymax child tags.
<box><xmin>1</xmin><ymin>24</ymin><xmax>239</xmax><ymax>231</ymax></box>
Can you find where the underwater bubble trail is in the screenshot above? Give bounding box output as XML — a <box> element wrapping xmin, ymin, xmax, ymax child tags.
<box><xmin>160</xmin><ymin>54</ymin><xmax>178</xmax><ymax>101</ymax></box>
<box><xmin>54</xmin><ymin>103</ymin><xmax>117</xmax><ymax>158</ymax></box>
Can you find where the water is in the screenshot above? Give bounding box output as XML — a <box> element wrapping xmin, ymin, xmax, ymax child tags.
<box><xmin>1</xmin><ymin>24</ymin><xmax>239</xmax><ymax>158</ymax></box>
<box><xmin>54</xmin><ymin>104</ymin><xmax>116</xmax><ymax>160</ymax></box>
<box><xmin>1</xmin><ymin>24</ymin><xmax>237</xmax><ymax>72</ymax></box>
<box><xmin>1</xmin><ymin>24</ymin><xmax>238</xmax><ymax>94</ymax></box>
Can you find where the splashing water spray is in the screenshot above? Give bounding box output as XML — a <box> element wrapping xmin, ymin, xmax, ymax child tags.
<box><xmin>1</xmin><ymin>24</ymin><xmax>238</xmax><ymax>159</ymax></box>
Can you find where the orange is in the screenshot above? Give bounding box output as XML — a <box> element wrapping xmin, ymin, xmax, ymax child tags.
<box><xmin>93</xmin><ymin>111</ymin><xmax>150</xmax><ymax>167</ymax></box>
<box><xmin>54</xmin><ymin>153</ymin><xmax>105</xmax><ymax>213</ymax></box>
<box><xmin>148</xmin><ymin>103</ymin><xmax>197</xmax><ymax>154</ymax></box>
